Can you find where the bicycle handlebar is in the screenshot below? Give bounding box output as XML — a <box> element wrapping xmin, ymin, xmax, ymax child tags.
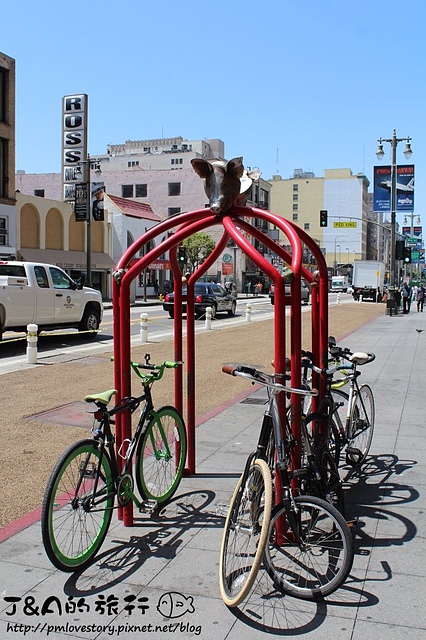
<box><xmin>111</xmin><ymin>355</ymin><xmax>182</xmax><ymax>383</ymax></box>
<box><xmin>222</xmin><ymin>364</ymin><xmax>318</xmax><ymax>396</ymax></box>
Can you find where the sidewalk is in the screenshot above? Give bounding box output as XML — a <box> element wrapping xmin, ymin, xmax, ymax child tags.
<box><xmin>1</xmin><ymin>309</ymin><xmax>425</xmax><ymax>639</ymax></box>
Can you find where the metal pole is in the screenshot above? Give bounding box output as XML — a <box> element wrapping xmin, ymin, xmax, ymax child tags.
<box><xmin>390</xmin><ymin>130</ymin><xmax>397</xmax><ymax>289</ymax></box>
<box><xmin>86</xmin><ymin>154</ymin><xmax>92</xmax><ymax>288</ymax></box>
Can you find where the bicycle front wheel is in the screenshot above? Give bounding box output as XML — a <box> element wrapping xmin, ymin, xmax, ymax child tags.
<box><xmin>135</xmin><ymin>405</ymin><xmax>186</xmax><ymax>504</ymax></box>
<box><xmin>264</xmin><ymin>494</ymin><xmax>353</xmax><ymax>600</ymax></box>
<box><xmin>348</xmin><ymin>384</ymin><xmax>375</xmax><ymax>465</ymax></box>
<box><xmin>219</xmin><ymin>458</ymin><xmax>272</xmax><ymax>607</ymax></box>
<box><xmin>41</xmin><ymin>439</ymin><xmax>114</xmax><ymax>572</ymax></box>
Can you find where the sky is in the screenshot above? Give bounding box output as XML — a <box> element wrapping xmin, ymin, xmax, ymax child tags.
<box><xmin>3</xmin><ymin>0</ymin><xmax>426</xmax><ymax>229</ymax></box>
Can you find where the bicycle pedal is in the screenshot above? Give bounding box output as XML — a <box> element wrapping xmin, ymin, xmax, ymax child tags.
<box><xmin>216</xmin><ymin>502</ymin><xmax>229</xmax><ymax>517</ymax></box>
<box><xmin>138</xmin><ymin>499</ymin><xmax>158</xmax><ymax>513</ymax></box>
<box><xmin>290</xmin><ymin>468</ymin><xmax>309</xmax><ymax>480</ymax></box>
<box><xmin>346</xmin><ymin>447</ymin><xmax>363</xmax><ymax>465</ymax></box>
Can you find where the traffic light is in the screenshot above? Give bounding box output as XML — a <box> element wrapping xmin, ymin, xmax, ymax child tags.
<box><xmin>403</xmin><ymin>246</ymin><xmax>412</xmax><ymax>264</ymax></box>
<box><xmin>395</xmin><ymin>240</ymin><xmax>405</xmax><ymax>260</ymax></box>
<box><xmin>320</xmin><ymin>210</ymin><xmax>328</xmax><ymax>227</ymax></box>
<box><xmin>177</xmin><ymin>246</ymin><xmax>187</xmax><ymax>263</ymax></box>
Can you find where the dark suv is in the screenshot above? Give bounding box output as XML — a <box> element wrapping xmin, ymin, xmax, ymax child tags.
<box><xmin>163</xmin><ymin>282</ymin><xmax>237</xmax><ymax>319</ymax></box>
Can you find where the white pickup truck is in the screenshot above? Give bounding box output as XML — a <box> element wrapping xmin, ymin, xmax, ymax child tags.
<box><xmin>0</xmin><ymin>261</ymin><xmax>103</xmax><ymax>341</ymax></box>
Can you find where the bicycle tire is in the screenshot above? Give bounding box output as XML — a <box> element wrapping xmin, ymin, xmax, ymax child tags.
<box><xmin>41</xmin><ymin>439</ymin><xmax>114</xmax><ymax>572</ymax></box>
<box><xmin>347</xmin><ymin>383</ymin><xmax>375</xmax><ymax>465</ymax></box>
<box><xmin>135</xmin><ymin>405</ymin><xmax>187</xmax><ymax>504</ymax></box>
<box><xmin>219</xmin><ymin>458</ymin><xmax>272</xmax><ymax>607</ymax></box>
<box><xmin>264</xmin><ymin>494</ymin><xmax>353</xmax><ymax>600</ymax></box>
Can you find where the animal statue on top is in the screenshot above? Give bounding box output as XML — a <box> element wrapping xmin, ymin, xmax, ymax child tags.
<box><xmin>191</xmin><ymin>156</ymin><xmax>261</xmax><ymax>214</ymax></box>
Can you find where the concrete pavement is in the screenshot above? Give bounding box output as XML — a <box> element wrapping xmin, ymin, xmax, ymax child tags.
<box><xmin>0</xmin><ymin>306</ymin><xmax>425</xmax><ymax>639</ymax></box>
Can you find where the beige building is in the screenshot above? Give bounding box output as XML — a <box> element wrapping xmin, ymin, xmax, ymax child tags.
<box><xmin>269</xmin><ymin>168</ymin><xmax>372</xmax><ymax>272</ymax></box>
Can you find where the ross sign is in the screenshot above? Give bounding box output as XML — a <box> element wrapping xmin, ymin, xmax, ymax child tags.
<box><xmin>373</xmin><ymin>164</ymin><xmax>414</xmax><ymax>212</ymax></box>
<box><xmin>333</xmin><ymin>221</ymin><xmax>357</xmax><ymax>228</ymax></box>
<box><xmin>62</xmin><ymin>94</ymin><xmax>88</xmax><ymax>201</ymax></box>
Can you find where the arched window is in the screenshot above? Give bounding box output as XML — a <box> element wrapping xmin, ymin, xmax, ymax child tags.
<box><xmin>20</xmin><ymin>204</ymin><xmax>40</xmax><ymax>248</ymax></box>
<box><xmin>45</xmin><ymin>209</ymin><xmax>64</xmax><ymax>249</ymax></box>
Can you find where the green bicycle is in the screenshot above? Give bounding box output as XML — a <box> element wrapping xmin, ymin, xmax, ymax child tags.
<box><xmin>41</xmin><ymin>354</ymin><xmax>187</xmax><ymax>572</ymax></box>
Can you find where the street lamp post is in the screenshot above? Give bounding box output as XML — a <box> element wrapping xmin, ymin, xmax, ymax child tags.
<box><xmin>75</xmin><ymin>154</ymin><xmax>101</xmax><ymax>288</ymax></box>
<box><xmin>333</xmin><ymin>235</ymin><xmax>347</xmax><ymax>273</ymax></box>
<box><xmin>376</xmin><ymin>129</ymin><xmax>412</xmax><ymax>290</ymax></box>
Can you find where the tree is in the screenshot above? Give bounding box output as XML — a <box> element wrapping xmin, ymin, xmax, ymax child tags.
<box><xmin>182</xmin><ymin>232</ymin><xmax>216</xmax><ymax>272</ymax></box>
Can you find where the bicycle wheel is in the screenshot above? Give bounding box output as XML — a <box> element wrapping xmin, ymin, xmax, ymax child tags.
<box><xmin>135</xmin><ymin>405</ymin><xmax>186</xmax><ymax>504</ymax></box>
<box><xmin>219</xmin><ymin>458</ymin><xmax>272</xmax><ymax>607</ymax></box>
<box><xmin>41</xmin><ymin>439</ymin><xmax>114</xmax><ymax>572</ymax></box>
<box><xmin>264</xmin><ymin>494</ymin><xmax>353</xmax><ymax>600</ymax></box>
<box><xmin>347</xmin><ymin>384</ymin><xmax>375</xmax><ymax>465</ymax></box>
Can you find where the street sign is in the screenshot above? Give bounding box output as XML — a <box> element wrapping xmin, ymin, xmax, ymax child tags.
<box><xmin>407</xmin><ymin>237</ymin><xmax>418</xmax><ymax>244</ymax></box>
<box><xmin>333</xmin><ymin>221</ymin><xmax>357</xmax><ymax>228</ymax></box>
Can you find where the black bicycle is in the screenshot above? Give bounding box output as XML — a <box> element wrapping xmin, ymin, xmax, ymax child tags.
<box><xmin>219</xmin><ymin>364</ymin><xmax>354</xmax><ymax>606</ymax></box>
<box><xmin>41</xmin><ymin>354</ymin><xmax>187</xmax><ymax>572</ymax></box>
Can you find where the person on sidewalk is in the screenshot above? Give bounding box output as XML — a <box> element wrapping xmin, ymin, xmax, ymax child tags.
<box><xmin>402</xmin><ymin>282</ymin><xmax>412</xmax><ymax>313</ymax></box>
<box><xmin>416</xmin><ymin>284</ymin><xmax>425</xmax><ymax>312</ymax></box>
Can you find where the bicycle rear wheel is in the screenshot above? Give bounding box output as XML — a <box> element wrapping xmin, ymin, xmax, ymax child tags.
<box><xmin>219</xmin><ymin>458</ymin><xmax>272</xmax><ymax>607</ymax></box>
<box><xmin>264</xmin><ymin>494</ymin><xmax>353</xmax><ymax>600</ymax></box>
<box><xmin>41</xmin><ymin>439</ymin><xmax>114</xmax><ymax>572</ymax></box>
<box><xmin>347</xmin><ymin>384</ymin><xmax>375</xmax><ymax>465</ymax></box>
<box><xmin>135</xmin><ymin>405</ymin><xmax>186</xmax><ymax>504</ymax></box>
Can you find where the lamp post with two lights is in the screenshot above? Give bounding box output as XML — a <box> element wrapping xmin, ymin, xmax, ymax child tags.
<box><xmin>376</xmin><ymin>130</ymin><xmax>413</xmax><ymax>291</ymax></box>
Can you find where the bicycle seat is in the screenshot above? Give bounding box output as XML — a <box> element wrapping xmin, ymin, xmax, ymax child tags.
<box><xmin>84</xmin><ymin>389</ymin><xmax>118</xmax><ymax>405</ymax></box>
<box><xmin>349</xmin><ymin>352</ymin><xmax>373</xmax><ymax>365</ymax></box>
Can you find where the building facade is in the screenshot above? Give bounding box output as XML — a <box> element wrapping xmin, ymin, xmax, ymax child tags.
<box><xmin>269</xmin><ymin>168</ymin><xmax>373</xmax><ymax>273</ymax></box>
<box><xmin>0</xmin><ymin>52</ymin><xmax>16</xmax><ymax>260</ymax></box>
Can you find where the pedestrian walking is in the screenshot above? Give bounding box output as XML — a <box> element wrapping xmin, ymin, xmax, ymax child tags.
<box><xmin>402</xmin><ymin>282</ymin><xmax>412</xmax><ymax>313</ymax></box>
<box><xmin>416</xmin><ymin>284</ymin><xmax>425</xmax><ymax>312</ymax></box>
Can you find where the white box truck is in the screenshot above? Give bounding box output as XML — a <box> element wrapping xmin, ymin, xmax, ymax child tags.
<box><xmin>352</xmin><ymin>260</ymin><xmax>385</xmax><ymax>302</ymax></box>
<box><xmin>331</xmin><ymin>275</ymin><xmax>350</xmax><ymax>292</ymax></box>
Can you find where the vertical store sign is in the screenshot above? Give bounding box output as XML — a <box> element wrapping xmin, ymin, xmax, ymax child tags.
<box><xmin>62</xmin><ymin>94</ymin><xmax>88</xmax><ymax>201</ymax></box>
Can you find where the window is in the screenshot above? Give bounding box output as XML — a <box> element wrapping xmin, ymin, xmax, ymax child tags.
<box><xmin>136</xmin><ymin>184</ymin><xmax>147</xmax><ymax>197</ymax></box>
<box><xmin>34</xmin><ymin>265</ymin><xmax>48</xmax><ymax>288</ymax></box>
<box><xmin>292</xmin><ymin>213</ymin><xmax>298</xmax><ymax>221</ymax></box>
<box><xmin>0</xmin><ymin>217</ymin><xmax>7</xmax><ymax>246</ymax></box>
<box><xmin>293</xmin><ymin>204</ymin><xmax>298</xmax><ymax>212</ymax></box>
<box><xmin>168</xmin><ymin>182</ymin><xmax>181</xmax><ymax>196</ymax></box>
<box><xmin>122</xmin><ymin>184</ymin><xmax>134</xmax><ymax>198</ymax></box>
<box><xmin>49</xmin><ymin>267</ymin><xmax>74</xmax><ymax>289</ymax></box>
<box><xmin>34</xmin><ymin>189</ymin><xmax>45</xmax><ymax>197</ymax></box>
<box><xmin>0</xmin><ymin>68</ymin><xmax>5</xmax><ymax>122</ymax></box>
<box><xmin>0</xmin><ymin>138</ymin><xmax>7</xmax><ymax>198</ymax></box>
<box><xmin>168</xmin><ymin>207</ymin><xmax>181</xmax><ymax>216</ymax></box>
<box><xmin>293</xmin><ymin>184</ymin><xmax>298</xmax><ymax>191</ymax></box>
<box><xmin>304</xmin><ymin>223</ymin><xmax>310</xmax><ymax>231</ymax></box>
<box><xmin>293</xmin><ymin>194</ymin><xmax>298</xmax><ymax>201</ymax></box>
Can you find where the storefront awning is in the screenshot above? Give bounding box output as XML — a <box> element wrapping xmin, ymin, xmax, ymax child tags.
<box><xmin>18</xmin><ymin>249</ymin><xmax>116</xmax><ymax>271</ymax></box>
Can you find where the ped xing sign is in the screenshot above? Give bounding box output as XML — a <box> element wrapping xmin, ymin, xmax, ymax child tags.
<box><xmin>333</xmin><ymin>222</ymin><xmax>357</xmax><ymax>228</ymax></box>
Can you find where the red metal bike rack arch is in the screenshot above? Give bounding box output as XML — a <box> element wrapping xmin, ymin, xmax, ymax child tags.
<box><xmin>112</xmin><ymin>206</ymin><xmax>329</xmax><ymax>525</ymax></box>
